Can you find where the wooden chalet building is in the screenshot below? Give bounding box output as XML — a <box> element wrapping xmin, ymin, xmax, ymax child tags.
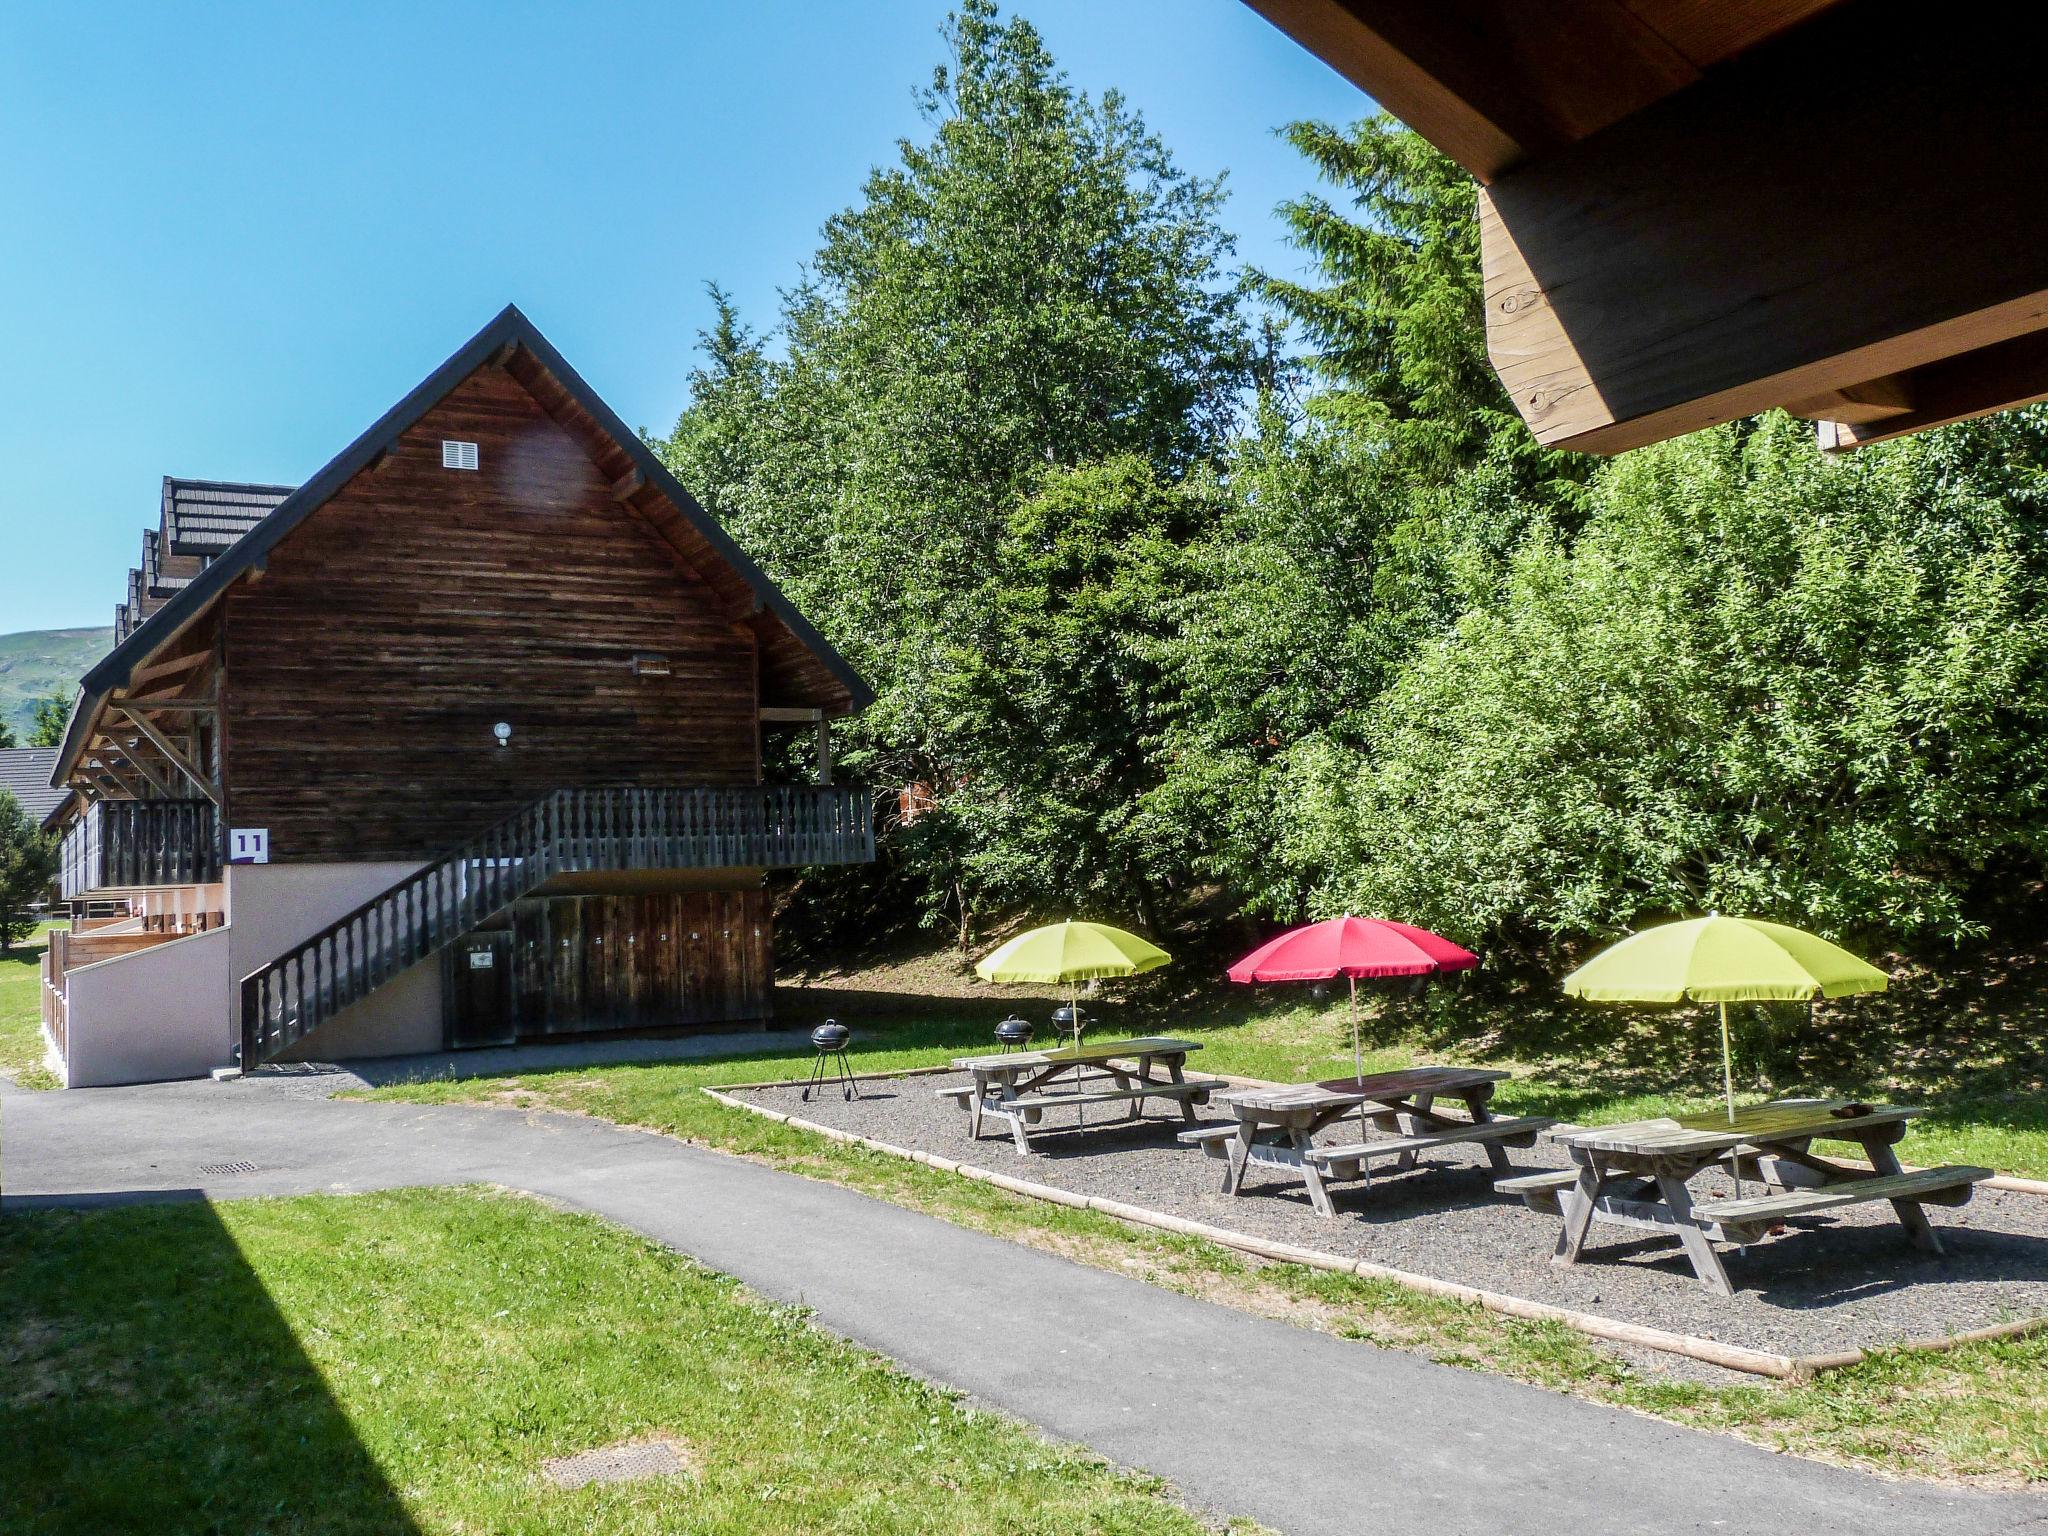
<box><xmin>38</xmin><ymin>305</ymin><xmax>873</xmax><ymax>1087</ymax></box>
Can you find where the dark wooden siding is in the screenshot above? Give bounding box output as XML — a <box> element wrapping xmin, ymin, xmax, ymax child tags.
<box><xmin>509</xmin><ymin>890</ymin><xmax>771</xmax><ymax>1032</ymax></box>
<box><xmin>220</xmin><ymin>364</ymin><xmax>760</xmax><ymax>862</ymax></box>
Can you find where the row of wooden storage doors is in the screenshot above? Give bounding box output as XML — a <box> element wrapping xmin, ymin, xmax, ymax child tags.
<box><xmin>444</xmin><ymin>890</ymin><xmax>771</xmax><ymax>1048</ymax></box>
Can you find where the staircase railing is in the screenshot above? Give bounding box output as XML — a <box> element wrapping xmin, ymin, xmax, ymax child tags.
<box><xmin>237</xmin><ymin>784</ymin><xmax>872</xmax><ymax>1067</ymax></box>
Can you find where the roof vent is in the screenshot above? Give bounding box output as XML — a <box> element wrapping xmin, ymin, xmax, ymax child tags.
<box><xmin>441</xmin><ymin>440</ymin><xmax>479</xmax><ymax>471</ymax></box>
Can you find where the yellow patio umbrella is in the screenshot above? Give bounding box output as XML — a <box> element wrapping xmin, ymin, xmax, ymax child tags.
<box><xmin>1562</xmin><ymin>914</ymin><xmax>1889</xmax><ymax>1124</ymax></box>
<box><xmin>974</xmin><ymin>920</ymin><xmax>1171</xmax><ymax>1058</ymax></box>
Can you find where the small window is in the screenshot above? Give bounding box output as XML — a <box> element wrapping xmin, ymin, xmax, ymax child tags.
<box><xmin>631</xmin><ymin>652</ymin><xmax>672</xmax><ymax>677</ymax></box>
<box><xmin>441</xmin><ymin>440</ymin><xmax>479</xmax><ymax>470</ymax></box>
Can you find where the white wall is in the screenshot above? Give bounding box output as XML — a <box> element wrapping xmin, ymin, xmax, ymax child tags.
<box><xmin>64</xmin><ymin>926</ymin><xmax>234</xmax><ymax>1088</ymax></box>
<box><xmin>228</xmin><ymin>861</ymin><xmax>446</xmax><ymax>1062</ymax></box>
<box><xmin>58</xmin><ymin>860</ymin><xmax>453</xmax><ymax>1086</ymax></box>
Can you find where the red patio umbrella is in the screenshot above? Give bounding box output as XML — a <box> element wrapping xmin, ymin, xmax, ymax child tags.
<box><xmin>1228</xmin><ymin>917</ymin><xmax>1478</xmax><ymax>1082</ymax></box>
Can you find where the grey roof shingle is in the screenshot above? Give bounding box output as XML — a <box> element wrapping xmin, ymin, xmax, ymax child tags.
<box><xmin>114</xmin><ymin>477</ymin><xmax>297</xmax><ymax>643</ymax></box>
<box><xmin>162</xmin><ymin>477</ymin><xmax>293</xmax><ymax>556</ymax></box>
<box><xmin>0</xmin><ymin>747</ymin><xmax>66</xmax><ymax>824</ymax></box>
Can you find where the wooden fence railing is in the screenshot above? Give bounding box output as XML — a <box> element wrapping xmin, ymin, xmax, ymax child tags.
<box><xmin>237</xmin><ymin>784</ymin><xmax>873</xmax><ymax>1068</ymax></box>
<box><xmin>59</xmin><ymin>799</ymin><xmax>222</xmax><ymax>899</ymax></box>
<box><xmin>41</xmin><ymin>943</ymin><xmax>67</xmax><ymax>1064</ymax></box>
<box><xmin>40</xmin><ymin>925</ymin><xmax>196</xmax><ymax>1070</ymax></box>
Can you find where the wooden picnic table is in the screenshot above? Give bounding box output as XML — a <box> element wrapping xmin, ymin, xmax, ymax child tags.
<box><xmin>1193</xmin><ymin>1066</ymin><xmax>1553</xmax><ymax>1217</ymax></box>
<box><xmin>1517</xmin><ymin>1099</ymin><xmax>1993</xmax><ymax>1296</ymax></box>
<box><xmin>942</xmin><ymin>1037</ymin><xmax>1224</xmax><ymax>1154</ymax></box>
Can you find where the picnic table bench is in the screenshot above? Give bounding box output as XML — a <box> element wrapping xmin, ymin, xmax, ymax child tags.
<box><xmin>1188</xmin><ymin>1066</ymin><xmax>1552</xmax><ymax>1217</ymax></box>
<box><xmin>1511</xmin><ymin>1099</ymin><xmax>1992</xmax><ymax>1295</ymax></box>
<box><xmin>942</xmin><ymin>1037</ymin><xmax>1223</xmax><ymax>1154</ymax></box>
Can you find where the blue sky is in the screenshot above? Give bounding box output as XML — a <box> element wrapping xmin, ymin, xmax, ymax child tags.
<box><xmin>0</xmin><ymin>1</ymin><xmax>1368</xmax><ymax>634</ymax></box>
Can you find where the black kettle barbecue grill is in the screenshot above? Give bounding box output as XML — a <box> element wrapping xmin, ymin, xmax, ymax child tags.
<box><xmin>803</xmin><ymin>1019</ymin><xmax>858</xmax><ymax>1102</ymax></box>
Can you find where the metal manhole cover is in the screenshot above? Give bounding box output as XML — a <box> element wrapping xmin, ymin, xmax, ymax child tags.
<box><xmin>542</xmin><ymin>1435</ymin><xmax>694</xmax><ymax>1491</ymax></box>
<box><xmin>198</xmin><ymin>1161</ymin><xmax>259</xmax><ymax>1176</ymax></box>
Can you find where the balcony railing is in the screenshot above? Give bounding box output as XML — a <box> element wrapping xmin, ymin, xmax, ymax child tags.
<box><xmin>59</xmin><ymin>799</ymin><xmax>222</xmax><ymax>900</ymax></box>
<box><xmin>240</xmin><ymin>784</ymin><xmax>873</xmax><ymax>1066</ymax></box>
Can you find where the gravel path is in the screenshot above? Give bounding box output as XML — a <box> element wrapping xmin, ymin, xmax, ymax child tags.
<box><xmin>734</xmin><ymin>1070</ymin><xmax>2048</xmax><ymax>1359</ymax></box>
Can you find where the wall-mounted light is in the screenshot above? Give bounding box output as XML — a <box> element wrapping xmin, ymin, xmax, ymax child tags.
<box><xmin>493</xmin><ymin>721</ymin><xmax>512</xmax><ymax>749</ymax></box>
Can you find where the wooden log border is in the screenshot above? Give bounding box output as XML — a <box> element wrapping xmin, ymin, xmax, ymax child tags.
<box><xmin>698</xmin><ymin>1072</ymin><xmax>2048</xmax><ymax>1382</ymax></box>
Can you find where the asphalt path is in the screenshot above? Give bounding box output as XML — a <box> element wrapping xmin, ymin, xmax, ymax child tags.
<box><xmin>7</xmin><ymin>1074</ymin><xmax>2044</xmax><ymax>1536</ymax></box>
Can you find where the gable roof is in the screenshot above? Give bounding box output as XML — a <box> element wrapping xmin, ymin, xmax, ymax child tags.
<box><xmin>0</xmin><ymin>748</ymin><xmax>66</xmax><ymax>824</ymax></box>
<box><xmin>57</xmin><ymin>304</ymin><xmax>871</xmax><ymax>787</ymax></box>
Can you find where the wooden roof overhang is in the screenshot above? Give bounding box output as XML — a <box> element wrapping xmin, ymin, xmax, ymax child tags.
<box><xmin>1244</xmin><ymin>0</ymin><xmax>2048</xmax><ymax>452</ymax></box>
<box><xmin>51</xmin><ymin>305</ymin><xmax>873</xmax><ymax>800</ymax></box>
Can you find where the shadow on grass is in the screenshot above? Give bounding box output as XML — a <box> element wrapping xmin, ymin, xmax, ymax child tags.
<box><xmin>1</xmin><ymin>1196</ymin><xmax>421</xmax><ymax>1535</ymax></box>
<box><xmin>342</xmin><ymin>987</ymin><xmax>1069</xmax><ymax>1091</ymax></box>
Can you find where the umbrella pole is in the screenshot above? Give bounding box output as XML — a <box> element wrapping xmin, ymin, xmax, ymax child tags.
<box><xmin>1720</xmin><ymin>1001</ymin><xmax>1737</xmax><ymax>1124</ymax></box>
<box><xmin>1073</xmin><ymin>980</ymin><xmax>1083</xmax><ymax>1130</ymax></box>
<box><xmin>1350</xmin><ymin>974</ymin><xmax>1362</xmax><ymax>1084</ymax></box>
<box><xmin>1721</xmin><ymin>999</ymin><xmax>1744</xmax><ymax>1205</ymax></box>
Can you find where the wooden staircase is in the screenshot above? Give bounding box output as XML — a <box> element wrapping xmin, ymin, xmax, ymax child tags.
<box><xmin>237</xmin><ymin>784</ymin><xmax>872</xmax><ymax>1067</ymax></box>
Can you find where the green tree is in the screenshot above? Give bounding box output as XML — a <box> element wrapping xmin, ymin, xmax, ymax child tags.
<box><xmin>1140</xmin><ymin>405</ymin><xmax>1396</xmax><ymax>915</ymax></box>
<box><xmin>1258</xmin><ymin>114</ymin><xmax>1580</xmax><ymax>495</ymax></box>
<box><xmin>1275</xmin><ymin>409</ymin><xmax>2048</xmax><ymax>954</ymax></box>
<box><xmin>663</xmin><ymin>0</ymin><xmax>1252</xmax><ymax>935</ymax></box>
<box><xmin>937</xmin><ymin>456</ymin><xmax>1208</xmax><ymax>933</ymax></box>
<box><xmin>1145</xmin><ymin>116</ymin><xmax>1591</xmax><ymax>921</ymax></box>
<box><xmin>655</xmin><ymin>284</ymin><xmax>772</xmax><ymax>528</ymax></box>
<box><xmin>29</xmin><ymin>691</ymin><xmax>69</xmax><ymax>748</ymax></box>
<box><xmin>0</xmin><ymin>717</ymin><xmax>14</xmax><ymax>750</ymax></box>
<box><xmin>0</xmin><ymin>790</ymin><xmax>57</xmax><ymax>953</ymax></box>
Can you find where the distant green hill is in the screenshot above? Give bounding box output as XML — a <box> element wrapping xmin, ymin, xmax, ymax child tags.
<box><xmin>0</xmin><ymin>627</ymin><xmax>111</xmax><ymax>742</ymax></box>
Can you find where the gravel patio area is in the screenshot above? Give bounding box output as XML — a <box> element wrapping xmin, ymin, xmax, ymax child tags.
<box><xmin>732</xmin><ymin>1070</ymin><xmax>2048</xmax><ymax>1359</ymax></box>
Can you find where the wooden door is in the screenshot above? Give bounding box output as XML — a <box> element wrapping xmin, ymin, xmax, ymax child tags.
<box><xmin>445</xmin><ymin>930</ymin><xmax>516</xmax><ymax>1048</ymax></box>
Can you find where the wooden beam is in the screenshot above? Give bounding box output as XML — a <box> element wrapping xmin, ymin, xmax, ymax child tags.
<box><xmin>1480</xmin><ymin>1</ymin><xmax>2048</xmax><ymax>452</ymax></box>
<box><xmin>85</xmin><ymin>753</ymin><xmax>147</xmax><ymax>800</ymax></box>
<box><xmin>123</xmin><ymin>647</ymin><xmax>210</xmax><ymax>690</ymax></box>
<box><xmin>815</xmin><ymin>718</ymin><xmax>833</xmax><ymax>788</ymax></box>
<box><xmin>611</xmin><ymin>467</ymin><xmax>646</xmax><ymax>503</ymax></box>
<box><xmin>1818</xmin><ymin>328</ymin><xmax>2048</xmax><ymax>449</ymax></box>
<box><xmin>1241</xmin><ymin>0</ymin><xmax>1701</xmax><ymax>181</ymax></box>
<box><xmin>118</xmin><ymin>694</ymin><xmax>218</xmax><ymax>714</ymax></box>
<box><xmin>1242</xmin><ymin>2</ymin><xmax>1850</xmax><ymax>182</ymax></box>
<box><xmin>79</xmin><ymin>761</ymin><xmax>127</xmax><ymax>800</ymax></box>
<box><xmin>112</xmin><ymin>705</ymin><xmax>222</xmax><ymax>805</ymax></box>
<box><xmin>106</xmin><ymin>744</ymin><xmax>178</xmax><ymax>799</ymax></box>
<box><xmin>1784</xmin><ymin>374</ymin><xmax>1915</xmax><ymax>426</ymax></box>
<box><xmin>758</xmin><ymin>706</ymin><xmax>824</xmax><ymax>724</ymax></box>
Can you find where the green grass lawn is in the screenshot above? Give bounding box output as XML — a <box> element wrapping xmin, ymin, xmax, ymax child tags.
<box><xmin>1</xmin><ymin>1187</ymin><xmax>1252</xmax><ymax>1535</ymax></box>
<box><xmin>0</xmin><ymin>920</ymin><xmax>60</xmax><ymax>1089</ymax></box>
<box><xmin>361</xmin><ymin>975</ymin><xmax>2048</xmax><ymax>1487</ymax></box>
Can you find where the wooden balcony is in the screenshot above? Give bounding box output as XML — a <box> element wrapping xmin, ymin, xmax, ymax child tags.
<box><xmin>59</xmin><ymin>799</ymin><xmax>222</xmax><ymax>899</ymax></box>
<box><xmin>241</xmin><ymin>783</ymin><xmax>873</xmax><ymax>1065</ymax></box>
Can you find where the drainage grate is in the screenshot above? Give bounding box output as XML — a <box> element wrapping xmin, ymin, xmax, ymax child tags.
<box><xmin>542</xmin><ymin>1436</ymin><xmax>693</xmax><ymax>1491</ymax></box>
<box><xmin>198</xmin><ymin>1160</ymin><xmax>259</xmax><ymax>1176</ymax></box>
